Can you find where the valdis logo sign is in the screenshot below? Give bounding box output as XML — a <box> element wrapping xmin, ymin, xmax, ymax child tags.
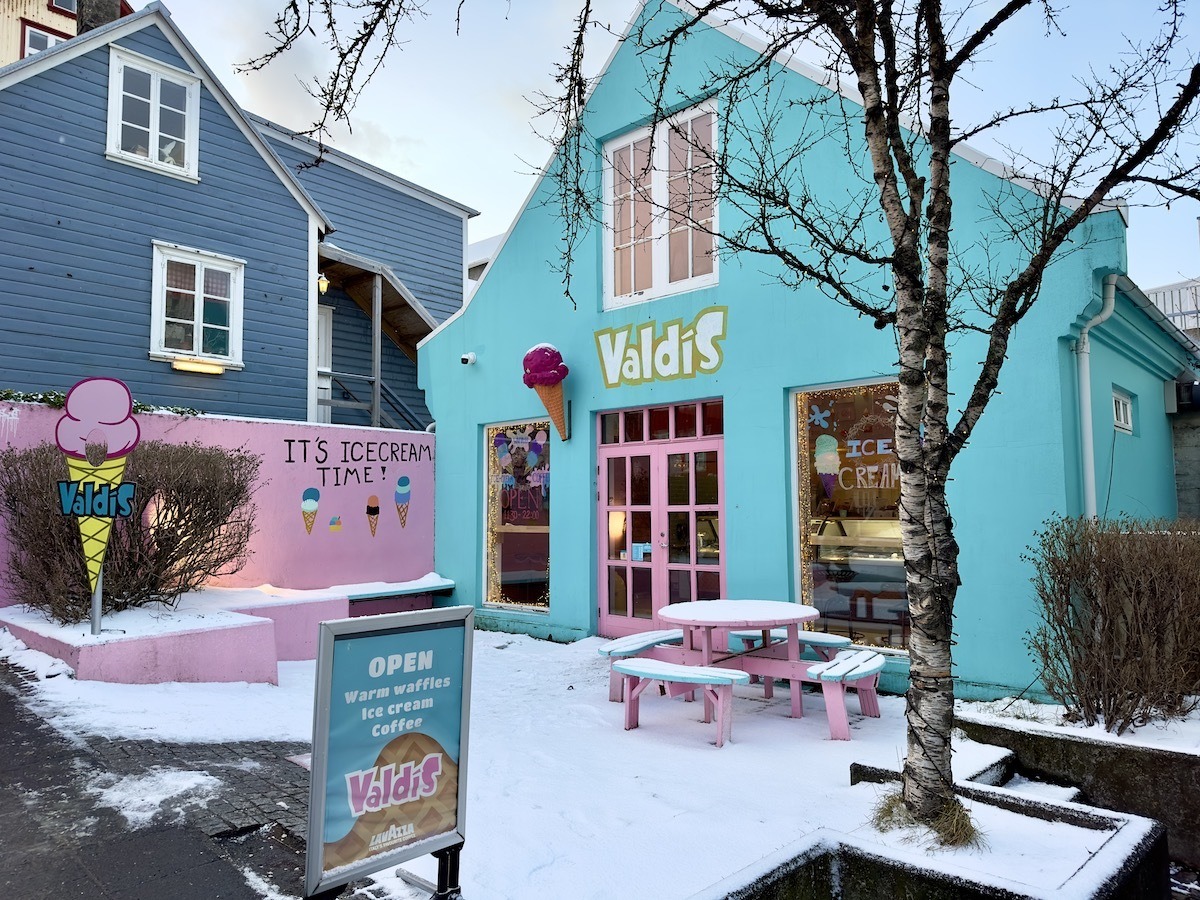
<box><xmin>595</xmin><ymin>306</ymin><xmax>727</xmax><ymax>389</ymax></box>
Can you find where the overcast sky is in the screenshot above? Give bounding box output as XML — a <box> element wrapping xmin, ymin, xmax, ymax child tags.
<box><xmin>146</xmin><ymin>0</ymin><xmax>1198</xmax><ymax>289</ymax></box>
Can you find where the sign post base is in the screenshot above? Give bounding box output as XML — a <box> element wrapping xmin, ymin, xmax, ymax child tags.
<box><xmin>431</xmin><ymin>843</ymin><xmax>463</xmax><ymax>900</ymax></box>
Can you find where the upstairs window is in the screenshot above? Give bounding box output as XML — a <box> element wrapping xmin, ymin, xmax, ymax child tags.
<box><xmin>604</xmin><ymin>103</ymin><xmax>717</xmax><ymax>308</ymax></box>
<box><xmin>107</xmin><ymin>48</ymin><xmax>199</xmax><ymax>179</ymax></box>
<box><xmin>150</xmin><ymin>242</ymin><xmax>244</xmax><ymax>368</ymax></box>
<box><xmin>22</xmin><ymin>22</ymin><xmax>69</xmax><ymax>57</ymax></box>
<box><xmin>50</xmin><ymin>0</ymin><xmax>78</xmax><ymax>13</ymax></box>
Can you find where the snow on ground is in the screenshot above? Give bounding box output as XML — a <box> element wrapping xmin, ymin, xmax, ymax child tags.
<box><xmin>0</xmin><ymin>626</ymin><xmax>1159</xmax><ymax>899</ymax></box>
<box><xmin>88</xmin><ymin>768</ymin><xmax>222</xmax><ymax>828</ymax></box>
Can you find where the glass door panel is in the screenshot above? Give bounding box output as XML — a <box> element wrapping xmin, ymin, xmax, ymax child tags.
<box><xmin>599</xmin><ymin>421</ymin><xmax>725</xmax><ymax>637</ymax></box>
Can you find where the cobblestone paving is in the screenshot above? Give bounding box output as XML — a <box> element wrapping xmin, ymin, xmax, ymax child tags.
<box><xmin>84</xmin><ymin>736</ymin><xmax>312</xmax><ymax>840</ymax></box>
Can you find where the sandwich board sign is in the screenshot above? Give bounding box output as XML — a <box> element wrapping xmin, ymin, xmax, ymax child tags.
<box><xmin>305</xmin><ymin>606</ymin><xmax>473</xmax><ymax>898</ymax></box>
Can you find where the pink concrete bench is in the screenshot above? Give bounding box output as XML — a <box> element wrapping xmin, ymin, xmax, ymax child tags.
<box><xmin>612</xmin><ymin>658</ymin><xmax>751</xmax><ymax>748</ymax></box>
<box><xmin>805</xmin><ymin>649</ymin><xmax>885</xmax><ymax>740</ymax></box>
<box><xmin>596</xmin><ymin>630</ymin><xmax>685</xmax><ymax>701</ymax></box>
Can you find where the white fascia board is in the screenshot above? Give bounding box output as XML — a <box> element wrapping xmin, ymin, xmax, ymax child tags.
<box><xmin>251</xmin><ymin>115</ymin><xmax>480</xmax><ymax>221</ymax></box>
<box><xmin>1114</xmin><ymin>274</ymin><xmax>1200</xmax><ymax>369</ymax></box>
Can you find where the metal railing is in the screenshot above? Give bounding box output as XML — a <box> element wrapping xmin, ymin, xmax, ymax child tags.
<box><xmin>318</xmin><ymin>371</ymin><xmax>426</xmax><ymax>431</ymax></box>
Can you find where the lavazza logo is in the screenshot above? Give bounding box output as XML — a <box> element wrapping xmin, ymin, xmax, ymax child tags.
<box><xmin>594</xmin><ymin>306</ymin><xmax>728</xmax><ymax>389</ymax></box>
<box><xmin>369</xmin><ymin>822</ymin><xmax>416</xmax><ymax>850</ymax></box>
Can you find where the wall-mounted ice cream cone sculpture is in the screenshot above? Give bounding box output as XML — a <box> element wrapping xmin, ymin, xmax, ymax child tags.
<box><xmin>523</xmin><ymin>344</ymin><xmax>569</xmax><ymax>440</ymax></box>
<box><xmin>55</xmin><ymin>378</ymin><xmax>141</xmax><ymax>596</ymax></box>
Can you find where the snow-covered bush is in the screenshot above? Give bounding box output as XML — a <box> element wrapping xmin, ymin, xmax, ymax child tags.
<box><xmin>0</xmin><ymin>441</ymin><xmax>260</xmax><ymax>623</ymax></box>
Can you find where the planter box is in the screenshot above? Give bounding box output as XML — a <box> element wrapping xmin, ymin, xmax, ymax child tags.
<box><xmin>957</xmin><ymin>714</ymin><xmax>1200</xmax><ymax>869</ymax></box>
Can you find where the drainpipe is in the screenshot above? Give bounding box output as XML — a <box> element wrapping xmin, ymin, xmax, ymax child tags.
<box><xmin>1076</xmin><ymin>274</ymin><xmax>1119</xmax><ymax>517</ymax></box>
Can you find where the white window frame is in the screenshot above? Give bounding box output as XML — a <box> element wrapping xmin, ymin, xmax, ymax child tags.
<box><xmin>1113</xmin><ymin>390</ymin><xmax>1133</xmax><ymax>434</ymax></box>
<box><xmin>149</xmin><ymin>241</ymin><xmax>245</xmax><ymax>369</ymax></box>
<box><xmin>106</xmin><ymin>47</ymin><xmax>200</xmax><ymax>181</ymax></box>
<box><xmin>22</xmin><ymin>24</ymin><xmax>67</xmax><ymax>57</ymax></box>
<box><xmin>602</xmin><ymin>101</ymin><xmax>718</xmax><ymax>310</ymax></box>
<box><xmin>50</xmin><ymin>0</ymin><xmax>78</xmax><ymax>13</ymax></box>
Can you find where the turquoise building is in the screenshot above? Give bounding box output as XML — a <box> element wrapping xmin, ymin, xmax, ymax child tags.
<box><xmin>420</xmin><ymin>1</ymin><xmax>1198</xmax><ymax>699</ymax></box>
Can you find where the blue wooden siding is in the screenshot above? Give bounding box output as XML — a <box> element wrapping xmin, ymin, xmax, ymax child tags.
<box><xmin>0</xmin><ymin>22</ymin><xmax>312</xmax><ymax>419</ymax></box>
<box><xmin>324</xmin><ymin>292</ymin><xmax>430</xmax><ymax>429</ymax></box>
<box><xmin>263</xmin><ymin>134</ymin><xmax>464</xmax><ymax>324</ymax></box>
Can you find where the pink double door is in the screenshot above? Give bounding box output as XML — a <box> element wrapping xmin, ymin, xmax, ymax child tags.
<box><xmin>598</xmin><ymin>430</ymin><xmax>725</xmax><ymax>638</ymax></box>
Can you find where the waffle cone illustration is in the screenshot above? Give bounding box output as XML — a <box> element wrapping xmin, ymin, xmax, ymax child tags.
<box><xmin>65</xmin><ymin>454</ymin><xmax>129</xmax><ymax>594</ymax></box>
<box><xmin>367</xmin><ymin>495</ymin><xmax>380</xmax><ymax>537</ymax></box>
<box><xmin>323</xmin><ymin>732</ymin><xmax>459</xmax><ymax>871</ymax></box>
<box><xmin>533</xmin><ymin>382</ymin><xmax>567</xmax><ymax>439</ymax></box>
<box><xmin>302</xmin><ymin>488</ymin><xmax>320</xmax><ymax>535</ymax></box>
<box><xmin>54</xmin><ymin>378</ymin><xmax>141</xmax><ymax>597</ymax></box>
<box><xmin>394</xmin><ymin>476</ymin><xmax>411</xmax><ymax>528</ymax></box>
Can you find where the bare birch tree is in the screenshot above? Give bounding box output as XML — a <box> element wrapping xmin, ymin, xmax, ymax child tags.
<box><xmin>258</xmin><ymin>0</ymin><xmax>1200</xmax><ymax>834</ymax></box>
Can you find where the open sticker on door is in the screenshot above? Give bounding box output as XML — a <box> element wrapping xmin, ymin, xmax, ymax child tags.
<box><xmin>631</xmin><ymin>542</ymin><xmax>653</xmax><ymax>562</ymax></box>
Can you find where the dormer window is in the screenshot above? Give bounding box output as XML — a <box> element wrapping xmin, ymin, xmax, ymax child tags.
<box><xmin>106</xmin><ymin>48</ymin><xmax>199</xmax><ymax>180</ymax></box>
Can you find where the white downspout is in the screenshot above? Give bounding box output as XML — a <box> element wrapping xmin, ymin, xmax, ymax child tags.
<box><xmin>1077</xmin><ymin>274</ymin><xmax>1119</xmax><ymax>517</ymax></box>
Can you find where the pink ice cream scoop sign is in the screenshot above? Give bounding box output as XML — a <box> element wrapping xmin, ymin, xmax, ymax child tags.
<box><xmin>522</xmin><ymin>344</ymin><xmax>570</xmax><ymax>440</ymax></box>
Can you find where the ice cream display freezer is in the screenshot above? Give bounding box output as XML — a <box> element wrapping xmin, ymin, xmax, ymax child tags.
<box><xmin>807</xmin><ymin>517</ymin><xmax>909</xmax><ymax>648</ymax></box>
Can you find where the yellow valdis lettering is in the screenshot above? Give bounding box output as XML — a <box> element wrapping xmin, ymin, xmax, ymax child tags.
<box><xmin>593</xmin><ymin>306</ymin><xmax>728</xmax><ymax>389</ymax></box>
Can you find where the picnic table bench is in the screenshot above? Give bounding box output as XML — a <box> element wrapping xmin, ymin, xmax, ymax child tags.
<box><xmin>805</xmin><ymin>649</ymin><xmax>886</xmax><ymax>740</ymax></box>
<box><xmin>612</xmin><ymin>658</ymin><xmax>750</xmax><ymax>748</ymax></box>
<box><xmin>596</xmin><ymin>629</ymin><xmax>684</xmax><ymax>701</ymax></box>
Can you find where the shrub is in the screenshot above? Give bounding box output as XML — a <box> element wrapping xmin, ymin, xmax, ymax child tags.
<box><xmin>1026</xmin><ymin>516</ymin><xmax>1200</xmax><ymax>734</ymax></box>
<box><xmin>0</xmin><ymin>441</ymin><xmax>261</xmax><ymax>623</ymax></box>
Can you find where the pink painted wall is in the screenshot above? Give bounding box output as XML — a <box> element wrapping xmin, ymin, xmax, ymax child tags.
<box><xmin>0</xmin><ymin>402</ymin><xmax>435</xmax><ymax>596</ymax></box>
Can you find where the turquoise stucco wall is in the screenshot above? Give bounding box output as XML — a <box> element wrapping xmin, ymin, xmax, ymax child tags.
<box><xmin>419</xmin><ymin>4</ymin><xmax>1191</xmax><ymax>697</ymax></box>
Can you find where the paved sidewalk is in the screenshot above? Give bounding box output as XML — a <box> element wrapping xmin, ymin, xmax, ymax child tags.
<box><xmin>0</xmin><ymin>663</ymin><xmax>388</xmax><ymax>900</ymax></box>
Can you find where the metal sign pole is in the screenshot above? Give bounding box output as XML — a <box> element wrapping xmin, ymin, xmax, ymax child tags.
<box><xmin>90</xmin><ymin>567</ymin><xmax>103</xmax><ymax>636</ymax></box>
<box><xmin>431</xmin><ymin>843</ymin><xmax>464</xmax><ymax>900</ymax></box>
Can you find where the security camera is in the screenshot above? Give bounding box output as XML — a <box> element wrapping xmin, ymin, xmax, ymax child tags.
<box><xmin>461</xmin><ymin>352</ymin><xmax>477</xmax><ymax>365</ymax></box>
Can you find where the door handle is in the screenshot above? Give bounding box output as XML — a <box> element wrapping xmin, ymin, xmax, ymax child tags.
<box><xmin>659</xmin><ymin>541</ymin><xmax>667</xmax><ymax>548</ymax></box>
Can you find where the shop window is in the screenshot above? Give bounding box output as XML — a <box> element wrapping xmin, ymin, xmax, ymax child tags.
<box><xmin>797</xmin><ymin>382</ymin><xmax>906</xmax><ymax>649</ymax></box>
<box><xmin>486</xmin><ymin>421</ymin><xmax>551</xmax><ymax>609</ymax></box>
<box><xmin>604</xmin><ymin>103</ymin><xmax>717</xmax><ymax>308</ymax></box>
<box><xmin>1113</xmin><ymin>390</ymin><xmax>1133</xmax><ymax>434</ymax></box>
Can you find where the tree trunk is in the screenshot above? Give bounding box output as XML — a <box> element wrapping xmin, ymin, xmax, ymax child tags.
<box><xmin>900</xmin><ymin>468</ymin><xmax>959</xmax><ymax>819</ymax></box>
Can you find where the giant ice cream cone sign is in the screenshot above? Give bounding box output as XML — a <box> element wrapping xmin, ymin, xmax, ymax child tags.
<box><xmin>55</xmin><ymin>378</ymin><xmax>141</xmax><ymax>594</ymax></box>
<box><xmin>522</xmin><ymin>344</ymin><xmax>569</xmax><ymax>440</ymax></box>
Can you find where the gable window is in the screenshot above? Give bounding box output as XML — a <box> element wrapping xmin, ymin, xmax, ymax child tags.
<box><xmin>150</xmin><ymin>242</ymin><xmax>244</xmax><ymax>369</ymax></box>
<box><xmin>107</xmin><ymin>48</ymin><xmax>200</xmax><ymax>180</ymax></box>
<box><xmin>1113</xmin><ymin>390</ymin><xmax>1133</xmax><ymax>434</ymax></box>
<box><xmin>604</xmin><ymin>102</ymin><xmax>717</xmax><ymax>308</ymax></box>
<box><xmin>22</xmin><ymin>22</ymin><xmax>69</xmax><ymax>57</ymax></box>
<box><xmin>50</xmin><ymin>0</ymin><xmax>78</xmax><ymax>13</ymax></box>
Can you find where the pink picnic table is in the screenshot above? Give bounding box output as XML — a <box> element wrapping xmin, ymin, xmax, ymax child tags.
<box><xmin>659</xmin><ymin>599</ymin><xmax>820</xmax><ymax>721</ymax></box>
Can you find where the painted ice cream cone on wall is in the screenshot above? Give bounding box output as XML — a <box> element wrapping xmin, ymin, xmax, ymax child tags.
<box><xmin>302</xmin><ymin>488</ymin><xmax>320</xmax><ymax>535</ymax></box>
<box><xmin>55</xmin><ymin>378</ymin><xmax>141</xmax><ymax>594</ymax></box>
<box><xmin>394</xmin><ymin>476</ymin><xmax>411</xmax><ymax>527</ymax></box>
<box><xmin>522</xmin><ymin>344</ymin><xmax>569</xmax><ymax>439</ymax></box>
<box><xmin>366</xmin><ymin>495</ymin><xmax>380</xmax><ymax>537</ymax></box>
<box><xmin>813</xmin><ymin>434</ymin><xmax>840</xmax><ymax>499</ymax></box>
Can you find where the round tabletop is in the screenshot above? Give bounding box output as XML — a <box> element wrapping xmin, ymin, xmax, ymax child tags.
<box><xmin>658</xmin><ymin>599</ymin><xmax>820</xmax><ymax>629</ymax></box>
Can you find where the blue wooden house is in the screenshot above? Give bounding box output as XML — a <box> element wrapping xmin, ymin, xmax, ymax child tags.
<box><xmin>0</xmin><ymin>2</ymin><xmax>473</xmax><ymax>427</ymax></box>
